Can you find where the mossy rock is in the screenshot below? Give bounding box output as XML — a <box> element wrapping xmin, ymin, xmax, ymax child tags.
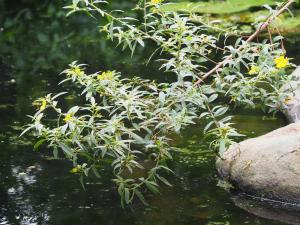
<box><xmin>168</xmin><ymin>7</ymin><xmax>300</xmax><ymax>36</ymax></box>
<box><xmin>160</xmin><ymin>0</ymin><xmax>300</xmax><ymax>36</ymax></box>
<box><xmin>221</xmin><ymin>10</ymin><xmax>300</xmax><ymax>35</ymax></box>
<box><xmin>160</xmin><ymin>0</ymin><xmax>276</xmax><ymax>14</ymax></box>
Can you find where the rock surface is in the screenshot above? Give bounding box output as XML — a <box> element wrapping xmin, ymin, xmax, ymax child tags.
<box><xmin>283</xmin><ymin>66</ymin><xmax>300</xmax><ymax>123</ymax></box>
<box><xmin>217</xmin><ymin>123</ymin><xmax>300</xmax><ymax>203</ymax></box>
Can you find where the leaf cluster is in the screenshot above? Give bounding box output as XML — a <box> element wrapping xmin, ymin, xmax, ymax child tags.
<box><xmin>22</xmin><ymin>0</ymin><xmax>296</xmax><ymax>206</ymax></box>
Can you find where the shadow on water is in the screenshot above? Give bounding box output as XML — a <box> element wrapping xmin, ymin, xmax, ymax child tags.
<box><xmin>0</xmin><ymin>1</ymin><xmax>300</xmax><ymax>224</ymax></box>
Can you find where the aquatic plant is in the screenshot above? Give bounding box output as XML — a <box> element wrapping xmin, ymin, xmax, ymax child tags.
<box><xmin>22</xmin><ymin>0</ymin><xmax>296</xmax><ymax>206</ymax></box>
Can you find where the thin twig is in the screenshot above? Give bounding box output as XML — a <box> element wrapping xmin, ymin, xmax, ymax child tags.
<box><xmin>194</xmin><ymin>0</ymin><xmax>295</xmax><ymax>85</ymax></box>
<box><xmin>268</xmin><ymin>27</ymin><xmax>274</xmax><ymax>51</ymax></box>
<box><xmin>274</xmin><ymin>26</ymin><xmax>286</xmax><ymax>52</ymax></box>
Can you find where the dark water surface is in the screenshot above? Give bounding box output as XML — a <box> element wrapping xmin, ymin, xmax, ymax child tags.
<box><xmin>1</xmin><ymin>1</ymin><xmax>300</xmax><ymax>225</ymax></box>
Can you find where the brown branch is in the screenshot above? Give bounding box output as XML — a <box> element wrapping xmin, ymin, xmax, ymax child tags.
<box><xmin>194</xmin><ymin>0</ymin><xmax>295</xmax><ymax>86</ymax></box>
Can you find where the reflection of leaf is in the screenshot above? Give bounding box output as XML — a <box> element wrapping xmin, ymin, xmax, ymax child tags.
<box><xmin>135</xmin><ymin>189</ymin><xmax>148</xmax><ymax>205</ymax></box>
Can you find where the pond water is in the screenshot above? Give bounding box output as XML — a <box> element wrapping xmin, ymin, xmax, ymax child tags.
<box><xmin>1</xmin><ymin>1</ymin><xmax>300</xmax><ymax>225</ymax></box>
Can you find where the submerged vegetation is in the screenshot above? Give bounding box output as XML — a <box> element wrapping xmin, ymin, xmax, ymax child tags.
<box><xmin>22</xmin><ymin>0</ymin><xmax>297</xmax><ymax>206</ymax></box>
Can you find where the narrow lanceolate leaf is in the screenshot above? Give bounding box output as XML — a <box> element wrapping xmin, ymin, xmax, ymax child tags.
<box><xmin>91</xmin><ymin>165</ymin><xmax>101</xmax><ymax>178</ymax></box>
<box><xmin>58</xmin><ymin>142</ymin><xmax>75</xmax><ymax>158</ymax></box>
<box><xmin>145</xmin><ymin>181</ymin><xmax>160</xmax><ymax>194</ymax></box>
<box><xmin>20</xmin><ymin>126</ymin><xmax>34</xmax><ymax>137</ymax></box>
<box><xmin>53</xmin><ymin>148</ymin><xmax>58</xmax><ymax>159</ymax></box>
<box><xmin>214</xmin><ymin>107</ymin><xmax>228</xmax><ymax>117</ymax></box>
<box><xmin>156</xmin><ymin>175</ymin><xmax>172</xmax><ymax>187</ymax></box>
<box><xmin>33</xmin><ymin>139</ymin><xmax>46</xmax><ymax>151</ymax></box>
<box><xmin>124</xmin><ymin>188</ymin><xmax>130</xmax><ymax>204</ymax></box>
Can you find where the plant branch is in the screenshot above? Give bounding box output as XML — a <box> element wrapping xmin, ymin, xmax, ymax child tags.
<box><xmin>194</xmin><ymin>0</ymin><xmax>295</xmax><ymax>86</ymax></box>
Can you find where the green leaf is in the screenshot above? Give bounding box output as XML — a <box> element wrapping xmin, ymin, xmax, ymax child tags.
<box><xmin>208</xmin><ymin>94</ymin><xmax>218</xmax><ymax>102</ymax></box>
<box><xmin>156</xmin><ymin>175</ymin><xmax>172</xmax><ymax>187</ymax></box>
<box><xmin>145</xmin><ymin>181</ymin><xmax>160</xmax><ymax>194</ymax></box>
<box><xmin>109</xmin><ymin>20</ymin><xmax>114</xmax><ymax>41</ymax></box>
<box><xmin>33</xmin><ymin>139</ymin><xmax>46</xmax><ymax>151</ymax></box>
<box><xmin>58</xmin><ymin>142</ymin><xmax>75</xmax><ymax>158</ymax></box>
<box><xmin>53</xmin><ymin>148</ymin><xmax>58</xmax><ymax>159</ymax></box>
<box><xmin>124</xmin><ymin>188</ymin><xmax>130</xmax><ymax>204</ymax></box>
<box><xmin>219</xmin><ymin>139</ymin><xmax>226</xmax><ymax>154</ymax></box>
<box><xmin>91</xmin><ymin>165</ymin><xmax>101</xmax><ymax>178</ymax></box>
<box><xmin>159</xmin><ymin>92</ymin><xmax>165</xmax><ymax>105</ymax></box>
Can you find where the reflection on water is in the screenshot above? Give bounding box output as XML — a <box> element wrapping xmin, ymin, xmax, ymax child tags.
<box><xmin>1</xmin><ymin>0</ymin><xmax>300</xmax><ymax>225</ymax></box>
<box><xmin>232</xmin><ymin>194</ymin><xmax>300</xmax><ymax>225</ymax></box>
<box><xmin>0</xmin><ymin>101</ymin><xmax>291</xmax><ymax>225</ymax></box>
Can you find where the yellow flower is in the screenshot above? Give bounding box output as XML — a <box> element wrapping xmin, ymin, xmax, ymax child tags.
<box><xmin>230</xmin><ymin>96</ymin><xmax>237</xmax><ymax>103</ymax></box>
<box><xmin>97</xmin><ymin>71</ymin><xmax>114</xmax><ymax>81</ymax></box>
<box><xmin>151</xmin><ymin>8</ymin><xmax>160</xmax><ymax>14</ymax></box>
<box><xmin>284</xmin><ymin>96</ymin><xmax>293</xmax><ymax>104</ymax></box>
<box><xmin>64</xmin><ymin>113</ymin><xmax>74</xmax><ymax>122</ymax></box>
<box><xmin>72</xmin><ymin>67</ymin><xmax>85</xmax><ymax>76</ymax></box>
<box><xmin>248</xmin><ymin>65</ymin><xmax>260</xmax><ymax>75</ymax></box>
<box><xmin>70</xmin><ymin>165</ymin><xmax>82</xmax><ymax>173</ymax></box>
<box><xmin>70</xmin><ymin>167</ymin><xmax>78</xmax><ymax>173</ymax></box>
<box><xmin>274</xmin><ymin>55</ymin><xmax>289</xmax><ymax>69</ymax></box>
<box><xmin>150</xmin><ymin>0</ymin><xmax>162</xmax><ymax>4</ymax></box>
<box><xmin>186</xmin><ymin>36</ymin><xmax>193</xmax><ymax>42</ymax></box>
<box><xmin>40</xmin><ymin>99</ymin><xmax>47</xmax><ymax>111</ymax></box>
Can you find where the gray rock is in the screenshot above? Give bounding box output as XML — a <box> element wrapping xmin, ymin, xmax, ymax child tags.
<box><xmin>283</xmin><ymin>66</ymin><xmax>300</xmax><ymax>123</ymax></box>
<box><xmin>216</xmin><ymin>123</ymin><xmax>300</xmax><ymax>204</ymax></box>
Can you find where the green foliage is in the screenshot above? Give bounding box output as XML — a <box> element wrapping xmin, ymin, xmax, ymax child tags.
<box><xmin>22</xmin><ymin>0</ymin><xmax>296</xmax><ymax>206</ymax></box>
<box><xmin>1</xmin><ymin>2</ymin><xmax>73</xmax><ymax>74</ymax></box>
<box><xmin>0</xmin><ymin>0</ymin><xmax>141</xmax><ymax>80</ymax></box>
